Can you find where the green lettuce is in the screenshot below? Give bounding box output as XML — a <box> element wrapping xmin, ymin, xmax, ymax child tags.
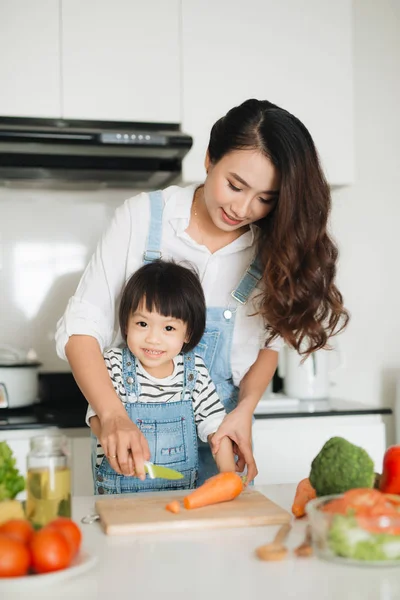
<box><xmin>0</xmin><ymin>441</ymin><xmax>25</xmax><ymax>500</ymax></box>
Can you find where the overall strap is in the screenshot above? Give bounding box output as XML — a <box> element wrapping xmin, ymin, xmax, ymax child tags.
<box><xmin>143</xmin><ymin>190</ymin><xmax>164</xmax><ymax>264</ymax></box>
<box><xmin>122</xmin><ymin>347</ymin><xmax>141</xmax><ymax>397</ymax></box>
<box><xmin>231</xmin><ymin>254</ymin><xmax>263</xmax><ymax>305</ymax></box>
<box><xmin>181</xmin><ymin>350</ymin><xmax>198</xmax><ymax>399</ymax></box>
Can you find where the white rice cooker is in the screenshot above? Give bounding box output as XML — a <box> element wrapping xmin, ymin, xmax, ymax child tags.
<box><xmin>0</xmin><ymin>346</ymin><xmax>41</xmax><ymax>409</ymax></box>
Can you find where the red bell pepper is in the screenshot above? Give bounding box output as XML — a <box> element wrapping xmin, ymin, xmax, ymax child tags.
<box><xmin>379</xmin><ymin>446</ymin><xmax>400</xmax><ymax>494</ymax></box>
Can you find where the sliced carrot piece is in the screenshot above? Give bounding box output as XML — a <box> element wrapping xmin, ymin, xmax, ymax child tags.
<box><xmin>165</xmin><ymin>500</ymin><xmax>181</xmax><ymax>514</ymax></box>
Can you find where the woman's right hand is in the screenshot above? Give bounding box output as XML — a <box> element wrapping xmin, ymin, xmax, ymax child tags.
<box><xmin>98</xmin><ymin>413</ymin><xmax>151</xmax><ymax>479</ymax></box>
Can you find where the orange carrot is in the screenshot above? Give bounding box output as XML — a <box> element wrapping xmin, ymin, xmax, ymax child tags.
<box><xmin>291</xmin><ymin>478</ymin><xmax>317</xmax><ymax>518</ymax></box>
<box><xmin>165</xmin><ymin>500</ymin><xmax>181</xmax><ymax>514</ymax></box>
<box><xmin>183</xmin><ymin>472</ymin><xmax>244</xmax><ymax>510</ymax></box>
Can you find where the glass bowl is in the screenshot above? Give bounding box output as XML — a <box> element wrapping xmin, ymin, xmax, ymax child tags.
<box><xmin>306</xmin><ymin>493</ymin><xmax>400</xmax><ymax>567</ymax></box>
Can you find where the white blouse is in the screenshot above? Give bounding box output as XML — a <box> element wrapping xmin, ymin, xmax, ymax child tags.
<box><xmin>56</xmin><ymin>183</ymin><xmax>282</xmax><ymax>387</ymax></box>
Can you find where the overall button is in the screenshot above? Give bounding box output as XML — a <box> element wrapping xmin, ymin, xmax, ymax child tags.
<box><xmin>127</xmin><ymin>361</ymin><xmax>132</xmax><ymax>366</ymax></box>
<box><xmin>223</xmin><ymin>309</ymin><xmax>233</xmax><ymax>320</ymax></box>
<box><xmin>127</xmin><ymin>376</ymin><xmax>134</xmax><ymax>384</ymax></box>
<box><xmin>188</xmin><ymin>374</ymin><xmax>194</xmax><ymax>381</ymax></box>
<box><xmin>98</xmin><ymin>486</ymin><xmax>105</xmax><ymax>494</ymax></box>
<box><xmin>97</xmin><ymin>474</ymin><xmax>104</xmax><ymax>482</ymax></box>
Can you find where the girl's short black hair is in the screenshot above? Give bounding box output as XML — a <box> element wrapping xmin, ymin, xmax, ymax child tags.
<box><xmin>119</xmin><ymin>260</ymin><xmax>206</xmax><ymax>353</ymax></box>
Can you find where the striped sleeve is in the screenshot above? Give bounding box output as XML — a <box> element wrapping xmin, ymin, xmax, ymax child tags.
<box><xmin>192</xmin><ymin>355</ymin><xmax>226</xmax><ymax>442</ymax></box>
<box><xmin>103</xmin><ymin>348</ymin><xmax>127</xmax><ymax>399</ymax></box>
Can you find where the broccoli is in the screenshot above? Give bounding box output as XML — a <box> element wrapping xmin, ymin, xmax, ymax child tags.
<box><xmin>309</xmin><ymin>436</ymin><xmax>375</xmax><ymax>496</ymax></box>
<box><xmin>329</xmin><ymin>514</ymin><xmax>400</xmax><ymax>561</ymax></box>
<box><xmin>0</xmin><ymin>441</ymin><xmax>25</xmax><ymax>500</ymax></box>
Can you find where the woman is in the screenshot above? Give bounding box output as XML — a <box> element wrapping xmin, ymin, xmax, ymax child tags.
<box><xmin>56</xmin><ymin>99</ymin><xmax>349</xmax><ymax>485</ymax></box>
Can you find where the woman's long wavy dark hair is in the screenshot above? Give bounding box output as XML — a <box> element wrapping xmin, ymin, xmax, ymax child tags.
<box><xmin>208</xmin><ymin>99</ymin><xmax>349</xmax><ymax>354</ymax></box>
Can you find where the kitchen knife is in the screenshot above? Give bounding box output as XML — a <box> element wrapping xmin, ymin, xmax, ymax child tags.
<box><xmin>144</xmin><ymin>461</ymin><xmax>184</xmax><ymax>480</ymax></box>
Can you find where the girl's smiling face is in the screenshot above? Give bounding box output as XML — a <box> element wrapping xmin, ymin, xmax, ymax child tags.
<box><xmin>126</xmin><ymin>303</ymin><xmax>189</xmax><ymax>378</ymax></box>
<box><xmin>202</xmin><ymin>149</ymin><xmax>280</xmax><ymax>231</ymax></box>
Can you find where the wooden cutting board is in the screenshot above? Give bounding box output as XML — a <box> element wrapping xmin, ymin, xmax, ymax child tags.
<box><xmin>95</xmin><ymin>489</ymin><xmax>291</xmax><ymax>535</ymax></box>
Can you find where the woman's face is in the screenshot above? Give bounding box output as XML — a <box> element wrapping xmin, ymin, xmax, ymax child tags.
<box><xmin>202</xmin><ymin>149</ymin><xmax>280</xmax><ymax>232</ymax></box>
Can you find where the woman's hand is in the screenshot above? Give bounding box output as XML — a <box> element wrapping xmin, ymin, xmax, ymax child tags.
<box><xmin>209</xmin><ymin>404</ymin><xmax>258</xmax><ymax>484</ymax></box>
<box><xmin>98</xmin><ymin>413</ymin><xmax>151</xmax><ymax>479</ymax></box>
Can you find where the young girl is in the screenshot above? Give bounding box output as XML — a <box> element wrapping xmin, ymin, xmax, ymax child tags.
<box><xmin>56</xmin><ymin>98</ymin><xmax>349</xmax><ymax>486</ymax></box>
<box><xmin>87</xmin><ymin>260</ymin><xmax>235</xmax><ymax>493</ymax></box>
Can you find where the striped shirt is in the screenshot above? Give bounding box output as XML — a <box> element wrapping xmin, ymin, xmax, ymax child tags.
<box><xmin>86</xmin><ymin>348</ymin><xmax>226</xmax><ymax>466</ymax></box>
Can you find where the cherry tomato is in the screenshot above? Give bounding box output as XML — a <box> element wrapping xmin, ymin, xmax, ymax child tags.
<box><xmin>46</xmin><ymin>517</ymin><xmax>82</xmax><ymax>557</ymax></box>
<box><xmin>0</xmin><ymin>519</ymin><xmax>35</xmax><ymax>545</ymax></box>
<box><xmin>0</xmin><ymin>534</ymin><xmax>31</xmax><ymax>578</ymax></box>
<box><xmin>30</xmin><ymin>528</ymin><xmax>73</xmax><ymax>574</ymax></box>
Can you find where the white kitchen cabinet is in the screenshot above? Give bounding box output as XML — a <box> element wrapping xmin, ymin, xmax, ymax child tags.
<box><xmin>181</xmin><ymin>0</ymin><xmax>354</xmax><ymax>186</ymax></box>
<box><xmin>0</xmin><ymin>0</ymin><xmax>61</xmax><ymax>118</ymax></box>
<box><xmin>61</xmin><ymin>0</ymin><xmax>181</xmax><ymax>123</ymax></box>
<box><xmin>252</xmin><ymin>415</ymin><xmax>386</xmax><ymax>485</ymax></box>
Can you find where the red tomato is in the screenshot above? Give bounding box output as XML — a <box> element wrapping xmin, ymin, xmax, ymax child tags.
<box><xmin>321</xmin><ymin>498</ymin><xmax>349</xmax><ymax>514</ymax></box>
<box><xmin>339</xmin><ymin>488</ymin><xmax>389</xmax><ymax>516</ymax></box>
<box><xmin>346</xmin><ymin>489</ymin><xmax>400</xmax><ymax>534</ymax></box>
<box><xmin>0</xmin><ymin>519</ymin><xmax>35</xmax><ymax>545</ymax></box>
<box><xmin>46</xmin><ymin>518</ymin><xmax>82</xmax><ymax>557</ymax></box>
<box><xmin>0</xmin><ymin>534</ymin><xmax>31</xmax><ymax>578</ymax></box>
<box><xmin>322</xmin><ymin>489</ymin><xmax>397</xmax><ymax>517</ymax></box>
<box><xmin>30</xmin><ymin>528</ymin><xmax>73</xmax><ymax>574</ymax></box>
<box><xmin>342</xmin><ymin>488</ymin><xmax>386</xmax><ymax>507</ymax></box>
<box><xmin>384</xmin><ymin>493</ymin><xmax>400</xmax><ymax>507</ymax></box>
<box><xmin>357</xmin><ymin>515</ymin><xmax>400</xmax><ymax>535</ymax></box>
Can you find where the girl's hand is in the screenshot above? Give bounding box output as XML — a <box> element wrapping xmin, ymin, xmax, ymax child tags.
<box><xmin>208</xmin><ymin>433</ymin><xmax>236</xmax><ymax>473</ymax></box>
<box><xmin>210</xmin><ymin>404</ymin><xmax>258</xmax><ymax>484</ymax></box>
<box><xmin>98</xmin><ymin>413</ymin><xmax>151</xmax><ymax>479</ymax></box>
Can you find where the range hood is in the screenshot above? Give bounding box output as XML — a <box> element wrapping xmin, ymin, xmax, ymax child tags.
<box><xmin>0</xmin><ymin>117</ymin><xmax>193</xmax><ymax>189</ymax></box>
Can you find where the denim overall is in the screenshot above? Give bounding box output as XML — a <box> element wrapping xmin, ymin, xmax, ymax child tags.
<box><xmin>144</xmin><ymin>190</ymin><xmax>262</xmax><ymax>486</ymax></box>
<box><xmin>92</xmin><ymin>347</ymin><xmax>199</xmax><ymax>494</ymax></box>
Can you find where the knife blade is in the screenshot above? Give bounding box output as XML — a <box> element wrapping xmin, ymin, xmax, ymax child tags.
<box><xmin>144</xmin><ymin>461</ymin><xmax>184</xmax><ymax>480</ymax></box>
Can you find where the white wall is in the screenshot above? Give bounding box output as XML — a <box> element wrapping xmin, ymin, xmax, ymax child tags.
<box><xmin>0</xmin><ymin>187</ymin><xmax>132</xmax><ymax>371</ymax></box>
<box><xmin>330</xmin><ymin>0</ymin><xmax>400</xmax><ymax>414</ymax></box>
<box><xmin>0</xmin><ymin>1</ymin><xmax>399</xmax><ymax>416</ymax></box>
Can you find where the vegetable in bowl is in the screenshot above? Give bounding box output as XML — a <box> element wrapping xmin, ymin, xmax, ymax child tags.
<box><xmin>329</xmin><ymin>513</ymin><xmax>400</xmax><ymax>561</ymax></box>
<box><xmin>306</xmin><ymin>488</ymin><xmax>400</xmax><ymax>565</ymax></box>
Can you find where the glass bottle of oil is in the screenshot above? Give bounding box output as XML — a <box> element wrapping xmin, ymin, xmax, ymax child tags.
<box><xmin>26</xmin><ymin>434</ymin><xmax>71</xmax><ymax>527</ymax></box>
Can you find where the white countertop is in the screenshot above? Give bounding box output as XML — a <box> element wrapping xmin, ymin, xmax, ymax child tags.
<box><xmin>5</xmin><ymin>485</ymin><xmax>400</xmax><ymax>600</ymax></box>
